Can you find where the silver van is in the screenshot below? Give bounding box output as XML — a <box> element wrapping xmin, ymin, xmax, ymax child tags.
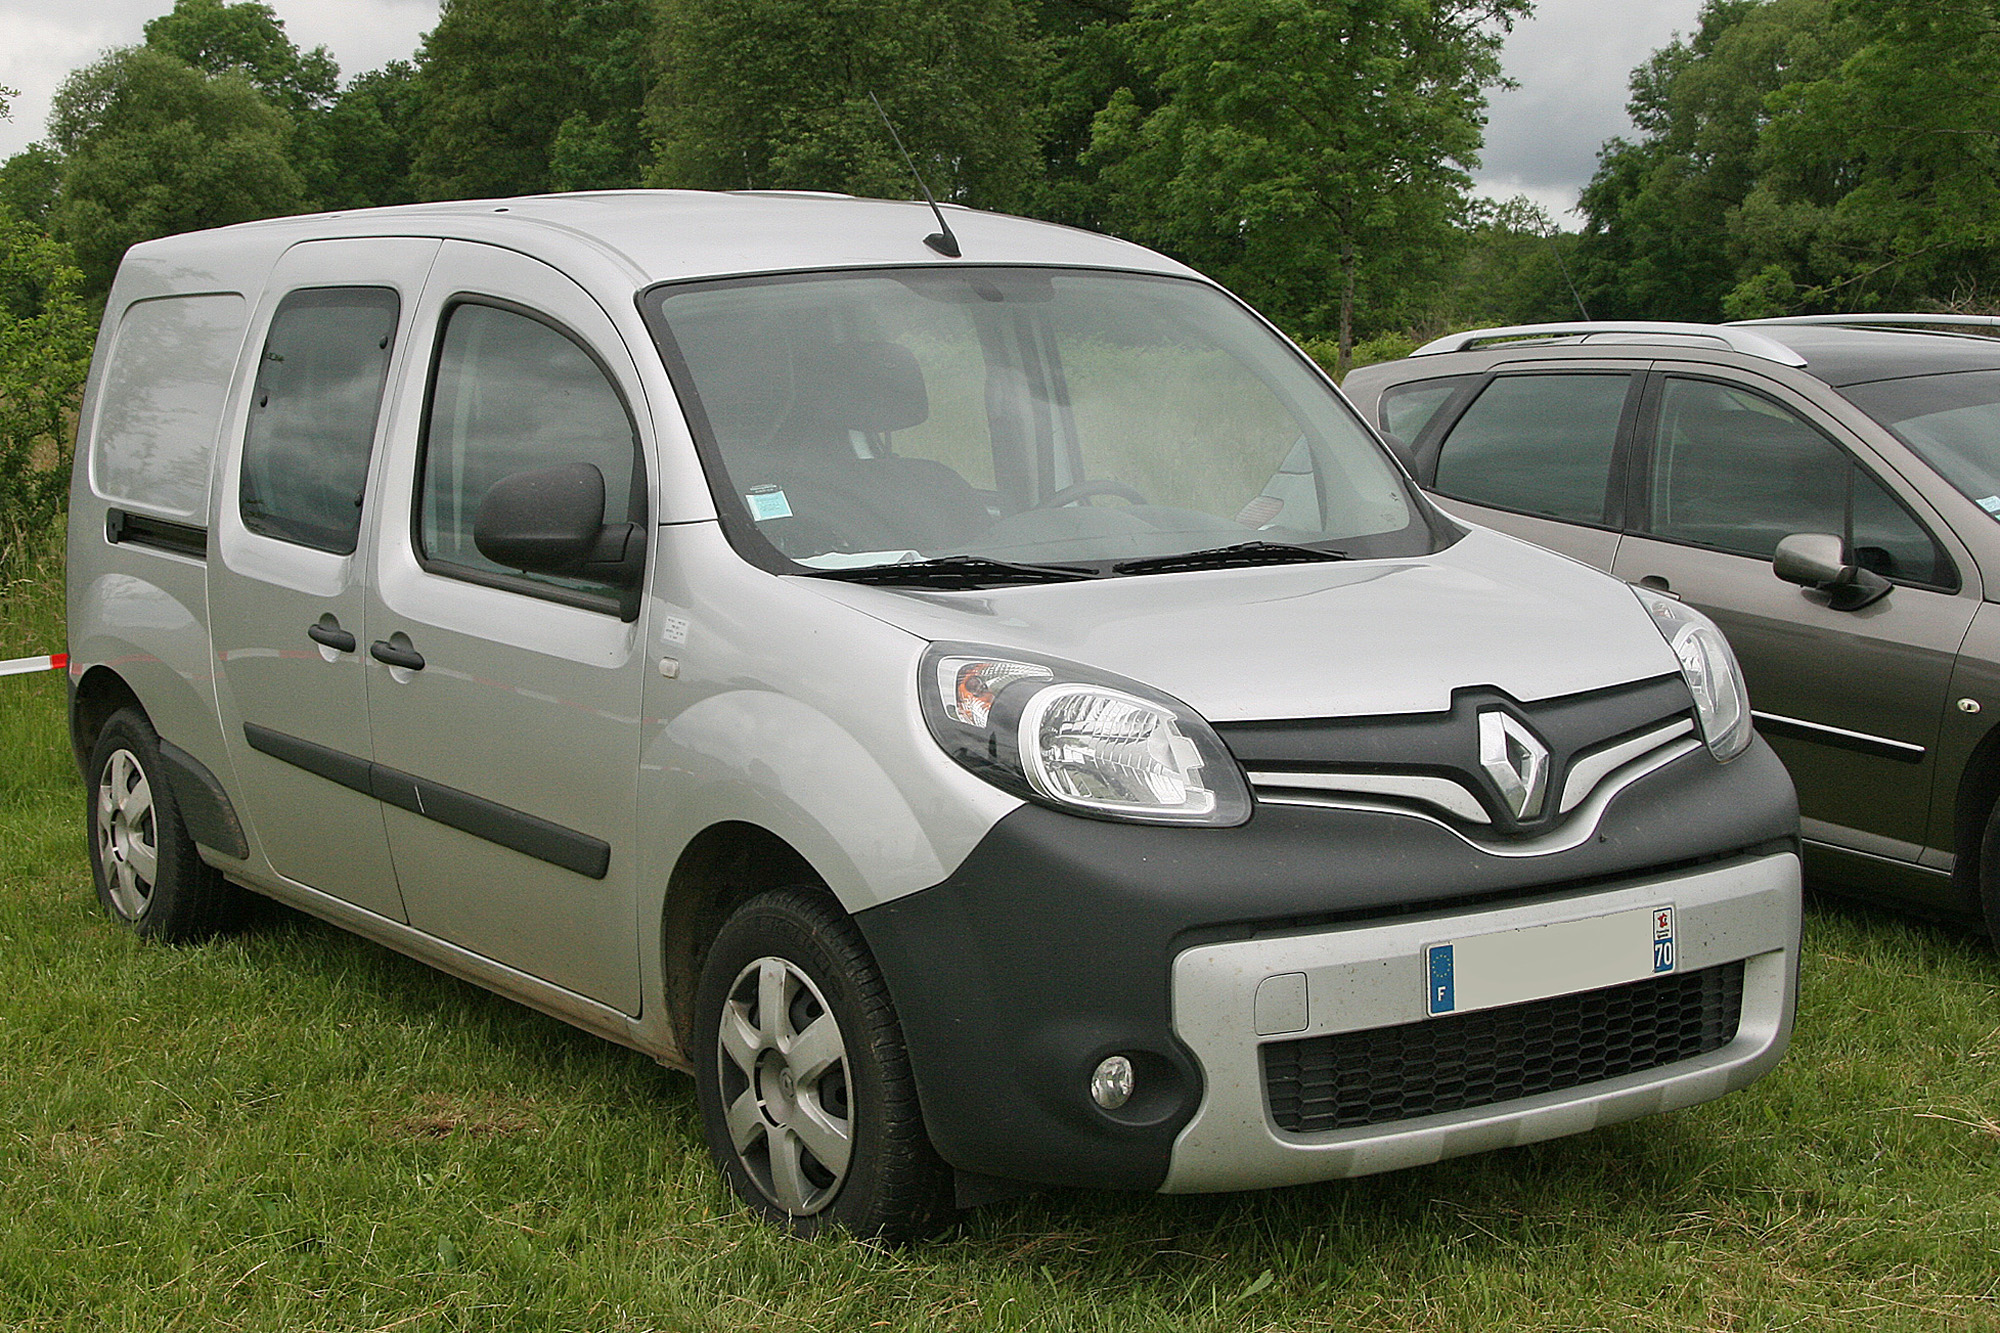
<box><xmin>68</xmin><ymin>191</ymin><xmax>1801</xmax><ymax>1239</ymax></box>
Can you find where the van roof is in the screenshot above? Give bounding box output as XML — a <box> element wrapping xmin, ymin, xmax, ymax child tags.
<box><xmin>120</xmin><ymin>189</ymin><xmax>1194</xmax><ymax>291</ymax></box>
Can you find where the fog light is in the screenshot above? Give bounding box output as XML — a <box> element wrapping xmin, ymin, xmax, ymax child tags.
<box><xmin>1090</xmin><ymin>1055</ymin><xmax>1135</xmax><ymax>1110</ymax></box>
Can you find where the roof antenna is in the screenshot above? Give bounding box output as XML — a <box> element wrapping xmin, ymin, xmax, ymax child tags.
<box><xmin>869</xmin><ymin>91</ymin><xmax>960</xmax><ymax>258</ymax></box>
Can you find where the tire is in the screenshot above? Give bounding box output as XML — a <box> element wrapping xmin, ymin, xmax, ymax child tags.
<box><xmin>694</xmin><ymin>888</ymin><xmax>951</xmax><ymax>1241</ymax></box>
<box><xmin>1981</xmin><ymin>801</ymin><xmax>2000</xmax><ymax>944</ymax></box>
<box><xmin>87</xmin><ymin>707</ymin><xmax>245</xmax><ymax>943</ymax></box>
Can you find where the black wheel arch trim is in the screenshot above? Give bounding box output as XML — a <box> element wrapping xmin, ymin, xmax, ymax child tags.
<box><xmin>156</xmin><ymin>740</ymin><xmax>251</xmax><ymax>860</ymax></box>
<box><xmin>242</xmin><ymin>723</ymin><xmax>611</xmax><ymax>879</ymax></box>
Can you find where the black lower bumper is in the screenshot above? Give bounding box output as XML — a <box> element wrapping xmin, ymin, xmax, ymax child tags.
<box><xmin>853</xmin><ymin>738</ymin><xmax>1797</xmax><ymax>1192</ymax></box>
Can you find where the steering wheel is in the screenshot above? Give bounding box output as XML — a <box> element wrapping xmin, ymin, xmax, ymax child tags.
<box><xmin>1041</xmin><ymin>479</ymin><xmax>1148</xmax><ymax>507</ymax></box>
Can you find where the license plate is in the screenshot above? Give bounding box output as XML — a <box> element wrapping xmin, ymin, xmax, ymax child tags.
<box><xmin>1427</xmin><ymin>905</ymin><xmax>1675</xmax><ymax>1017</ymax></box>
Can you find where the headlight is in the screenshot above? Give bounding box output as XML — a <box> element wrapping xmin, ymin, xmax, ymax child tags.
<box><xmin>1630</xmin><ymin>586</ymin><xmax>1753</xmax><ymax>761</ymax></box>
<box><xmin>921</xmin><ymin>645</ymin><xmax>1252</xmax><ymax>826</ymax></box>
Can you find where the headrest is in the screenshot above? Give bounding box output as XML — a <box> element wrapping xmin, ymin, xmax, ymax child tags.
<box><xmin>798</xmin><ymin>340</ymin><xmax>930</xmax><ymax>434</ymax></box>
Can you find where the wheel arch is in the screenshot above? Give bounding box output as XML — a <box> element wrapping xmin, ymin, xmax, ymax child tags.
<box><xmin>69</xmin><ymin>665</ymin><xmax>144</xmax><ymax>778</ymax></box>
<box><xmin>659</xmin><ymin>821</ymin><xmax>829</xmax><ymax>1054</ymax></box>
<box><xmin>1953</xmin><ymin>720</ymin><xmax>2000</xmax><ymax>916</ymax></box>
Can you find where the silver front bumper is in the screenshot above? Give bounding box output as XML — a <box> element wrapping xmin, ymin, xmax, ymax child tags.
<box><xmin>1162</xmin><ymin>852</ymin><xmax>1800</xmax><ymax>1193</ymax></box>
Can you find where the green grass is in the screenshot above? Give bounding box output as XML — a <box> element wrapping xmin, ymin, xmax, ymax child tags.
<box><xmin>2</xmin><ymin>528</ymin><xmax>1998</xmax><ymax>1330</ymax></box>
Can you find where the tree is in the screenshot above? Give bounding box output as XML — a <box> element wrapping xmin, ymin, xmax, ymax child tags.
<box><xmin>0</xmin><ymin>213</ymin><xmax>94</xmax><ymax>534</ymax></box>
<box><xmin>413</xmin><ymin>0</ymin><xmax>658</xmax><ymax>199</ymax></box>
<box><xmin>1020</xmin><ymin>0</ymin><xmax>1149</xmax><ymax>230</ymax></box>
<box><xmin>142</xmin><ymin>0</ymin><xmax>338</xmax><ymax>117</ymax></box>
<box><xmin>1745</xmin><ymin>0</ymin><xmax>2000</xmax><ymax>312</ymax></box>
<box><xmin>0</xmin><ymin>145</ymin><xmax>60</xmax><ymax>229</ymax></box>
<box><xmin>646</xmin><ymin>0</ymin><xmax>1041</xmax><ymax>210</ymax></box>
<box><xmin>47</xmin><ymin>47</ymin><xmax>303</xmax><ymax>296</ymax></box>
<box><xmin>1571</xmin><ymin>0</ymin><xmax>1854</xmax><ymax>319</ymax></box>
<box><xmin>1087</xmin><ymin>0</ymin><xmax>1528</xmax><ymax>375</ymax></box>
<box><xmin>308</xmin><ymin>62</ymin><xmax>424</xmax><ymax>209</ymax></box>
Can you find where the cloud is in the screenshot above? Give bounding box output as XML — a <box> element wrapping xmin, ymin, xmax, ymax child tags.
<box><xmin>0</xmin><ymin>0</ymin><xmax>439</xmax><ymax>158</ymax></box>
<box><xmin>1474</xmin><ymin>0</ymin><xmax>1706</xmax><ymax>217</ymax></box>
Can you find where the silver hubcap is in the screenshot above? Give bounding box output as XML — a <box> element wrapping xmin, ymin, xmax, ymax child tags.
<box><xmin>717</xmin><ymin>956</ymin><xmax>852</xmax><ymax>1216</ymax></box>
<box><xmin>95</xmin><ymin>748</ymin><xmax>158</xmax><ymax>920</ymax></box>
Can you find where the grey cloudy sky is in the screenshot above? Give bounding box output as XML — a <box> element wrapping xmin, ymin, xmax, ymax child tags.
<box><xmin>2</xmin><ymin>0</ymin><xmax>1705</xmax><ymax>221</ymax></box>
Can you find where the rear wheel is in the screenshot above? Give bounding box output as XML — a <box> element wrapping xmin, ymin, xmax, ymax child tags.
<box><xmin>693</xmin><ymin>888</ymin><xmax>950</xmax><ymax>1240</ymax></box>
<box><xmin>87</xmin><ymin>708</ymin><xmax>244</xmax><ymax>942</ymax></box>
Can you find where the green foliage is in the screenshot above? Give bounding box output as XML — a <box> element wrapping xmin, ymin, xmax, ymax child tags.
<box><xmin>1020</xmin><ymin>0</ymin><xmax>1146</xmax><ymax>230</ymax></box>
<box><xmin>1574</xmin><ymin>0</ymin><xmax>2000</xmax><ymax>318</ymax></box>
<box><xmin>47</xmin><ymin>47</ymin><xmax>303</xmax><ymax>296</ymax></box>
<box><xmin>306</xmin><ymin>61</ymin><xmax>424</xmax><ymax>210</ymax></box>
<box><xmin>142</xmin><ymin>0</ymin><xmax>339</xmax><ymax>116</ymax></box>
<box><xmin>0</xmin><ymin>146</ymin><xmax>61</xmax><ymax>229</ymax></box>
<box><xmin>646</xmin><ymin>0</ymin><xmax>1041</xmax><ymax>210</ymax></box>
<box><xmin>1086</xmin><ymin>0</ymin><xmax>1528</xmax><ymax>373</ymax></box>
<box><xmin>413</xmin><ymin>0</ymin><xmax>658</xmax><ymax>200</ymax></box>
<box><xmin>0</xmin><ymin>215</ymin><xmax>92</xmax><ymax>541</ymax></box>
<box><xmin>1748</xmin><ymin>0</ymin><xmax>2000</xmax><ymax>310</ymax></box>
<box><xmin>1574</xmin><ymin>0</ymin><xmax>1854</xmax><ymax>320</ymax></box>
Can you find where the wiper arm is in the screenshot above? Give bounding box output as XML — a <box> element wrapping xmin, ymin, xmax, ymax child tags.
<box><xmin>800</xmin><ymin>554</ymin><xmax>1101</xmax><ymax>588</ymax></box>
<box><xmin>1111</xmin><ymin>541</ymin><xmax>1349</xmax><ymax>576</ymax></box>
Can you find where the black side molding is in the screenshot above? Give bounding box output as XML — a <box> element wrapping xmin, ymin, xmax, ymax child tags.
<box><xmin>156</xmin><ymin>740</ymin><xmax>250</xmax><ymax>860</ymax></box>
<box><xmin>242</xmin><ymin>723</ymin><xmax>611</xmax><ymax>879</ymax></box>
<box><xmin>106</xmin><ymin>508</ymin><xmax>208</xmax><ymax>559</ymax></box>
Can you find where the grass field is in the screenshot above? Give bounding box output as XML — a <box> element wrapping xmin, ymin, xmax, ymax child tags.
<box><xmin>2</xmin><ymin>529</ymin><xmax>1997</xmax><ymax>1331</ymax></box>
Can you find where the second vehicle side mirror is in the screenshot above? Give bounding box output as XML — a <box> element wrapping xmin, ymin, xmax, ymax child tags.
<box><xmin>1773</xmin><ymin>532</ymin><xmax>1890</xmax><ymax>611</ymax></box>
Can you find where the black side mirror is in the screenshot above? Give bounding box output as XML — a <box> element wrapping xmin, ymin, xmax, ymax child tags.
<box><xmin>474</xmin><ymin>462</ymin><xmax>644</xmax><ymax>588</ymax></box>
<box><xmin>1773</xmin><ymin>532</ymin><xmax>1890</xmax><ymax>611</ymax></box>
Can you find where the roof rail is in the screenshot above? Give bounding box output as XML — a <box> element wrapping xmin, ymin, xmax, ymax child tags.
<box><xmin>1411</xmin><ymin>321</ymin><xmax>1809</xmax><ymax>368</ymax></box>
<box><xmin>1729</xmin><ymin>313</ymin><xmax>2000</xmax><ymax>339</ymax></box>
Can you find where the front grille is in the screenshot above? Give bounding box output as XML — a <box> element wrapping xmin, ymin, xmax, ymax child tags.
<box><xmin>1263</xmin><ymin>960</ymin><xmax>1745</xmax><ymax>1135</ymax></box>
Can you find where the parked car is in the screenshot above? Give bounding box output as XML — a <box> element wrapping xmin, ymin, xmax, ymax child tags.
<box><xmin>68</xmin><ymin>196</ymin><xmax>1799</xmax><ymax>1240</ymax></box>
<box><xmin>1343</xmin><ymin>317</ymin><xmax>2000</xmax><ymax>939</ymax></box>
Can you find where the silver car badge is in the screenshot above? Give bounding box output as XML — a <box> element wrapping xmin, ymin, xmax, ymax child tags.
<box><xmin>1478</xmin><ymin>710</ymin><xmax>1549</xmax><ymax>820</ymax></box>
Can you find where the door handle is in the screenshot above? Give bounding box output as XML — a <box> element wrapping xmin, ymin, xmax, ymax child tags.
<box><xmin>307</xmin><ymin>622</ymin><xmax>357</xmax><ymax>653</ymax></box>
<box><xmin>369</xmin><ymin>639</ymin><xmax>426</xmax><ymax>671</ymax></box>
<box><xmin>1635</xmin><ymin>574</ymin><xmax>1679</xmax><ymax>600</ymax></box>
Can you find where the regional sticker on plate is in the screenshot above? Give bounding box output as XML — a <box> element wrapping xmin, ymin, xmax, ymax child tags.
<box><xmin>1426</xmin><ymin>904</ymin><xmax>1675</xmax><ymax>1017</ymax></box>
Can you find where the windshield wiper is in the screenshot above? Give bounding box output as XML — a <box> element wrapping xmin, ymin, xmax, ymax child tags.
<box><xmin>800</xmin><ymin>554</ymin><xmax>1101</xmax><ymax>588</ymax></box>
<box><xmin>1111</xmin><ymin>541</ymin><xmax>1350</xmax><ymax>576</ymax></box>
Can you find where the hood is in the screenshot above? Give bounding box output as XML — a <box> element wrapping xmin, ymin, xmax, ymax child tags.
<box><xmin>796</xmin><ymin>527</ymin><xmax>1682</xmax><ymax>722</ymax></box>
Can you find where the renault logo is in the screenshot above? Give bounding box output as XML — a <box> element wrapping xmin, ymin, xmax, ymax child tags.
<box><xmin>1478</xmin><ymin>710</ymin><xmax>1549</xmax><ymax>821</ymax></box>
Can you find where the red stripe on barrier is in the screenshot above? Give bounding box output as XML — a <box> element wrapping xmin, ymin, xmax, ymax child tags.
<box><xmin>0</xmin><ymin>652</ymin><xmax>67</xmax><ymax>677</ymax></box>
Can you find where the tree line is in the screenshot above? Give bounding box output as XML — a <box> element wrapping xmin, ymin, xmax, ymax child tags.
<box><xmin>2</xmin><ymin>0</ymin><xmax>1566</xmax><ymax>378</ymax></box>
<box><xmin>5</xmin><ymin>0</ymin><xmax>2000</xmax><ymax>527</ymax></box>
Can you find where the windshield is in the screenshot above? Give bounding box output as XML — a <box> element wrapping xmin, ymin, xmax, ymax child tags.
<box><xmin>643</xmin><ymin>268</ymin><xmax>1438</xmax><ymax>577</ymax></box>
<box><xmin>1845</xmin><ymin>368</ymin><xmax>2000</xmax><ymax>518</ymax></box>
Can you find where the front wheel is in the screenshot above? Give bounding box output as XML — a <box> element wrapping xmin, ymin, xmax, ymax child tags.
<box><xmin>693</xmin><ymin>888</ymin><xmax>950</xmax><ymax>1240</ymax></box>
<box><xmin>1979</xmin><ymin>801</ymin><xmax>2000</xmax><ymax>943</ymax></box>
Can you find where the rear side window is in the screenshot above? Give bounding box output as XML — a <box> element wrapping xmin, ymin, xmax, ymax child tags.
<box><xmin>1646</xmin><ymin>378</ymin><xmax>1949</xmax><ymax>585</ymax></box>
<box><xmin>1377</xmin><ymin>376</ymin><xmax>1470</xmax><ymax>445</ymax></box>
<box><xmin>416</xmin><ymin>301</ymin><xmax>644</xmax><ymax>602</ymax></box>
<box><xmin>90</xmin><ymin>293</ymin><xmax>249</xmax><ymax>521</ymax></box>
<box><xmin>240</xmin><ymin>287</ymin><xmax>400</xmax><ymax>554</ymax></box>
<box><xmin>1432</xmin><ymin>373</ymin><xmax>1630</xmax><ymax>523</ymax></box>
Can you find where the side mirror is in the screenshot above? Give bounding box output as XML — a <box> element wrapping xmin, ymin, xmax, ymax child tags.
<box><xmin>1773</xmin><ymin>532</ymin><xmax>1890</xmax><ymax>611</ymax></box>
<box><xmin>474</xmin><ymin>462</ymin><xmax>644</xmax><ymax>588</ymax></box>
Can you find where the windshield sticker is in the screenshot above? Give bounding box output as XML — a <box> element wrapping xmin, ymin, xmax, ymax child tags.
<box><xmin>745</xmin><ymin>486</ymin><xmax>793</xmax><ymax>522</ymax></box>
<box><xmin>1979</xmin><ymin>496</ymin><xmax>2000</xmax><ymax>517</ymax></box>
